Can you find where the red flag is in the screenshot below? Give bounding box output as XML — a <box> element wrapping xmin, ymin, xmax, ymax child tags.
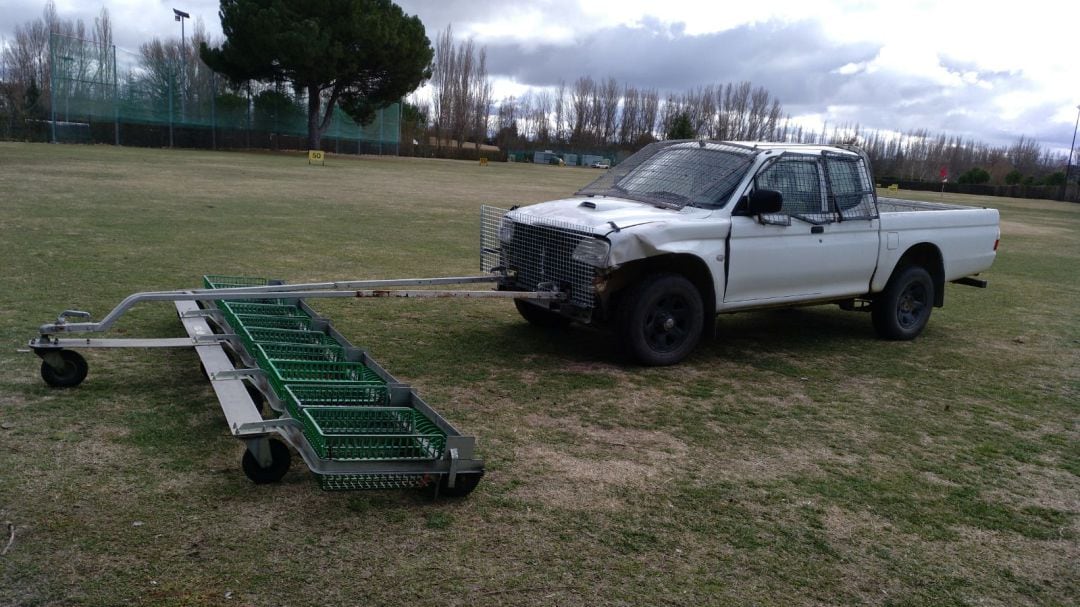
<box><xmin>940</xmin><ymin>166</ymin><xmax>948</xmax><ymax>181</ymax></box>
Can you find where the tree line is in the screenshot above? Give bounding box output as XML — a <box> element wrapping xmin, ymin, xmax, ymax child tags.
<box><xmin>418</xmin><ymin>29</ymin><xmax>1071</xmax><ymax>186</ymax></box>
<box><xmin>417</xmin><ymin>31</ymin><xmax>789</xmax><ymax>152</ymax></box>
<box><xmin>1</xmin><ymin>1</ymin><xmax>1073</xmax><ymax>186</ymax></box>
<box><xmin>784</xmin><ymin>125</ymin><xmax>1068</xmax><ymax>186</ymax></box>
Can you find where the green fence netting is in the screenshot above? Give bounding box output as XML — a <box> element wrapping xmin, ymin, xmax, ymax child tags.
<box><xmin>48</xmin><ymin>32</ymin><xmax>401</xmax><ymax>153</ymax></box>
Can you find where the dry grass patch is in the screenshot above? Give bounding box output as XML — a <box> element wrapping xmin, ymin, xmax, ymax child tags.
<box><xmin>511</xmin><ymin>414</ymin><xmax>689</xmax><ymax>511</ymax></box>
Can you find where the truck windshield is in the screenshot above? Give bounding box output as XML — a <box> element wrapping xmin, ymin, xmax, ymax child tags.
<box><xmin>578</xmin><ymin>142</ymin><xmax>754</xmax><ymax>209</ymax></box>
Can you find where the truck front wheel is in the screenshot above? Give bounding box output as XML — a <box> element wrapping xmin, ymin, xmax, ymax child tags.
<box><xmin>617</xmin><ymin>273</ymin><xmax>704</xmax><ymax>366</ymax></box>
<box><xmin>872</xmin><ymin>265</ymin><xmax>934</xmax><ymax>340</ymax></box>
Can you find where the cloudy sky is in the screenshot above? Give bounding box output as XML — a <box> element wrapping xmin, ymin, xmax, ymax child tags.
<box><xmin>3</xmin><ymin>0</ymin><xmax>1077</xmax><ymax>153</ymax></box>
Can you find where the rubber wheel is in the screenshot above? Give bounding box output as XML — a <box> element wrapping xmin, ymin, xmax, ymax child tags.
<box><xmin>241</xmin><ymin>439</ymin><xmax>291</xmax><ymax>484</ymax></box>
<box><xmin>40</xmin><ymin>350</ymin><xmax>89</xmax><ymax>388</ymax></box>
<box><xmin>439</xmin><ymin>471</ymin><xmax>484</xmax><ymax>498</ymax></box>
<box><xmin>514</xmin><ymin>299</ymin><xmax>571</xmax><ymax>328</ymax></box>
<box><xmin>617</xmin><ymin>273</ymin><xmax>704</xmax><ymax>366</ymax></box>
<box><xmin>872</xmin><ymin>265</ymin><xmax>934</xmax><ymax>340</ymax></box>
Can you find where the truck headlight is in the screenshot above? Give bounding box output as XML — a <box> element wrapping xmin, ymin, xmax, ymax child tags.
<box><xmin>498</xmin><ymin>217</ymin><xmax>515</xmax><ymax>242</ymax></box>
<box><xmin>572</xmin><ymin>238</ymin><xmax>610</xmax><ymax>267</ymax></box>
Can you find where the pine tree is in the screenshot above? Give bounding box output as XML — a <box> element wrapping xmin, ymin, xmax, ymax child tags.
<box><xmin>201</xmin><ymin>0</ymin><xmax>432</xmax><ymax>150</ymax></box>
<box><xmin>666</xmin><ymin>112</ymin><xmax>694</xmax><ymax>140</ymax></box>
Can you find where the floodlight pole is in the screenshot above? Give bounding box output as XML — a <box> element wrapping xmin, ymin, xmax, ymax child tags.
<box><xmin>113</xmin><ymin>45</ymin><xmax>119</xmax><ymax>146</ymax></box>
<box><xmin>50</xmin><ymin>33</ymin><xmax>56</xmax><ymax>143</ymax></box>
<box><xmin>1067</xmin><ymin>104</ymin><xmax>1080</xmax><ymax>185</ymax></box>
<box><xmin>173</xmin><ymin>9</ymin><xmax>189</xmax><ymax>129</ymax></box>
<box><xmin>61</xmin><ymin>56</ymin><xmax>73</xmax><ymax>122</ymax></box>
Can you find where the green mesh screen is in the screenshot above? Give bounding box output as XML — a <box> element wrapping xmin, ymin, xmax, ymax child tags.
<box><xmin>49</xmin><ymin>32</ymin><xmax>401</xmax><ymax>152</ymax></box>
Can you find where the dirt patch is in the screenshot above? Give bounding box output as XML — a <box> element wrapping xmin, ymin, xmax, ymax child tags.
<box><xmin>511</xmin><ymin>414</ymin><xmax>689</xmax><ymax>511</ymax></box>
<box><xmin>821</xmin><ymin>506</ymin><xmax>1077</xmax><ymax>606</ymax></box>
<box><xmin>985</xmin><ymin>463</ymin><xmax>1080</xmax><ymax>515</ymax></box>
<box><xmin>700</xmin><ymin>445</ymin><xmax>865</xmax><ymax>483</ymax></box>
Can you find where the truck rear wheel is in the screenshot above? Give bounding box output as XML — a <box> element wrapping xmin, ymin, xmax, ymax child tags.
<box><xmin>872</xmin><ymin>265</ymin><xmax>934</xmax><ymax>340</ymax></box>
<box><xmin>617</xmin><ymin>273</ymin><xmax>704</xmax><ymax>366</ymax></box>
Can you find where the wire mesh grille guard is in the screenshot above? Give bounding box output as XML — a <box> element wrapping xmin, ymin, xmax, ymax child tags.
<box><xmin>481</xmin><ymin>206</ymin><xmax>597</xmax><ymax>309</ymax></box>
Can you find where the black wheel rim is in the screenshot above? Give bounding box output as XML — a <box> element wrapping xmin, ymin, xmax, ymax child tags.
<box><xmin>643</xmin><ymin>294</ymin><xmax>691</xmax><ymax>352</ymax></box>
<box><xmin>897</xmin><ymin>281</ymin><xmax>929</xmax><ymax>328</ymax></box>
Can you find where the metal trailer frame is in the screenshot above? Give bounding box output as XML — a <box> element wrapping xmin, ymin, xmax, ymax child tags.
<box><xmin>27</xmin><ymin>274</ymin><xmax>564</xmax><ymax>493</ymax></box>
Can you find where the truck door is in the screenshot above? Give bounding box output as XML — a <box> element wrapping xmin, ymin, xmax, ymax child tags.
<box><xmin>724</xmin><ymin>153</ymin><xmax>880</xmax><ymax>306</ymax></box>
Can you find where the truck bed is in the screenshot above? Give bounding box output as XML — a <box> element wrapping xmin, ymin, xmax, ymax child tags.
<box><xmin>877</xmin><ymin>197</ymin><xmax>983</xmax><ymax>213</ymax></box>
<box><xmin>873</xmin><ymin>198</ymin><xmax>999</xmax><ymax>290</ymax></box>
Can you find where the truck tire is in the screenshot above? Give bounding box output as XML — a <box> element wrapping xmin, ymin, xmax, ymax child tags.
<box><xmin>872</xmin><ymin>265</ymin><xmax>934</xmax><ymax>340</ymax></box>
<box><xmin>617</xmin><ymin>273</ymin><xmax>704</xmax><ymax>366</ymax></box>
<box><xmin>514</xmin><ymin>299</ymin><xmax>571</xmax><ymax>328</ymax></box>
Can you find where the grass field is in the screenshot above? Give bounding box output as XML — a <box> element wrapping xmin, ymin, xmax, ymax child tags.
<box><xmin>0</xmin><ymin>142</ymin><xmax>1077</xmax><ymax>607</ymax></box>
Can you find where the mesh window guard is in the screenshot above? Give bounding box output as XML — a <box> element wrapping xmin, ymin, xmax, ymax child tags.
<box><xmin>823</xmin><ymin>152</ymin><xmax>879</xmax><ymax>221</ymax></box>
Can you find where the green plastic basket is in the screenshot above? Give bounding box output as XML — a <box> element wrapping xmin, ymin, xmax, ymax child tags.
<box><xmin>283</xmin><ymin>383</ymin><xmax>389</xmax><ymax>417</ymax></box>
<box><xmin>264</xmin><ymin>360</ymin><xmax>384</xmax><ymax>397</ymax></box>
<box><xmin>240</xmin><ymin>327</ymin><xmax>339</xmax><ymax>350</ymax></box>
<box><xmin>203</xmin><ymin>275</ymin><xmax>271</xmax><ymax>290</ymax></box>
<box><xmin>220</xmin><ymin>302</ymin><xmax>305</xmax><ymax>335</ymax></box>
<box><xmin>232</xmin><ymin>313</ymin><xmax>314</xmax><ymax>331</ymax></box>
<box><xmin>202</xmin><ymin>275</ymin><xmax>283</xmax><ymax>304</ymax></box>
<box><xmin>221</xmin><ymin>302</ymin><xmax>308</xmax><ymax>318</ymax></box>
<box><xmin>300</xmin><ymin>406</ymin><xmax>446</xmax><ymax>460</ymax></box>
<box><xmin>254</xmin><ymin>343</ymin><xmax>347</xmax><ymax>372</ymax></box>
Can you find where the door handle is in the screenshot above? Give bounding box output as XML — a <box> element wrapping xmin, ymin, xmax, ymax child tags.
<box><xmin>811</xmin><ymin>226</ymin><xmax>824</xmax><ymax>234</ymax></box>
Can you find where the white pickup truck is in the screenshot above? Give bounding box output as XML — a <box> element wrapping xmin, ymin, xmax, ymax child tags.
<box><xmin>486</xmin><ymin>141</ymin><xmax>1000</xmax><ymax>365</ymax></box>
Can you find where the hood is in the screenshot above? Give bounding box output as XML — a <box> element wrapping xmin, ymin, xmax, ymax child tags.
<box><xmin>508</xmin><ymin>196</ymin><xmax>692</xmax><ymax>235</ymax></box>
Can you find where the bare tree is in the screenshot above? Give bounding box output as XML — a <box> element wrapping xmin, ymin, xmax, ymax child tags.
<box><xmin>552</xmin><ymin>79</ymin><xmax>567</xmax><ymax>143</ymax></box>
<box><xmin>429</xmin><ymin>25</ymin><xmax>493</xmax><ymax>151</ymax></box>
<box><xmin>598</xmin><ymin>76</ymin><xmax>619</xmax><ymax>144</ymax></box>
<box><xmin>618</xmin><ymin>84</ymin><xmax>639</xmax><ymax>146</ymax></box>
<box><xmin>2</xmin><ymin>1</ymin><xmax>115</xmax><ymax>125</ymax></box>
<box><xmin>640</xmin><ymin>88</ymin><xmax>660</xmax><ymax>142</ymax></box>
<box><xmin>518</xmin><ymin>90</ymin><xmax>535</xmax><ymax>140</ymax></box>
<box><xmin>569</xmin><ymin>76</ymin><xmax>592</xmax><ymax>144</ymax></box>
<box><xmin>534</xmin><ymin>89</ymin><xmax>552</xmax><ymax>143</ymax></box>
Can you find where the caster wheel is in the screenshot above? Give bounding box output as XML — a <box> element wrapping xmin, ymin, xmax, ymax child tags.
<box><xmin>40</xmin><ymin>350</ymin><xmax>89</xmax><ymax>388</ymax></box>
<box><xmin>241</xmin><ymin>439</ymin><xmax>291</xmax><ymax>484</ymax></box>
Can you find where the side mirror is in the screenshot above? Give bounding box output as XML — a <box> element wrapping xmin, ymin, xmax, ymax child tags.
<box><xmin>747</xmin><ymin>189</ymin><xmax>783</xmax><ymax>214</ymax></box>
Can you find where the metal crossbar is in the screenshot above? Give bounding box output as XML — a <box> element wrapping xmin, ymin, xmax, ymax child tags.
<box><xmin>37</xmin><ymin>275</ymin><xmax>564</xmax><ymax>335</ymax></box>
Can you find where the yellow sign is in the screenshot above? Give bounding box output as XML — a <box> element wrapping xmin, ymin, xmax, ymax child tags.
<box><xmin>888</xmin><ymin>184</ymin><xmax>899</xmax><ymax>191</ymax></box>
<box><xmin>479</xmin><ymin>157</ymin><xmax>488</xmax><ymax>166</ymax></box>
<box><xmin>308</xmin><ymin>150</ymin><xmax>325</xmax><ymax>165</ymax></box>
